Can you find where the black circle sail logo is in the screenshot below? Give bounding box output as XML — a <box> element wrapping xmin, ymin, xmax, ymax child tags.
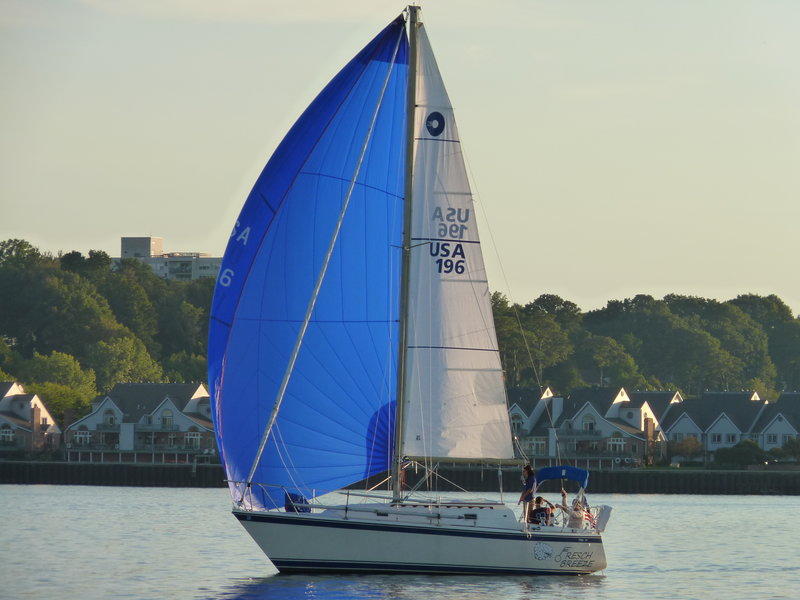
<box><xmin>426</xmin><ymin>111</ymin><xmax>445</xmax><ymax>136</ymax></box>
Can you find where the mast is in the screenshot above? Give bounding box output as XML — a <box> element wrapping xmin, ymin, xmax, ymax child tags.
<box><xmin>392</xmin><ymin>4</ymin><xmax>419</xmax><ymax>500</ymax></box>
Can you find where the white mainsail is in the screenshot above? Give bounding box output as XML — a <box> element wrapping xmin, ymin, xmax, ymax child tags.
<box><xmin>401</xmin><ymin>24</ymin><xmax>514</xmax><ymax>460</ymax></box>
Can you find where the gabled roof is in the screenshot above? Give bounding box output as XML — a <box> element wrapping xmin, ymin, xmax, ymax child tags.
<box><xmin>699</xmin><ymin>391</ymin><xmax>759</xmax><ymax>403</ymax></box>
<box><xmin>102</xmin><ymin>383</ymin><xmax>207</xmax><ymax>423</ymax></box>
<box><xmin>777</xmin><ymin>392</ymin><xmax>800</xmax><ymax>407</ymax></box>
<box><xmin>661</xmin><ymin>395</ymin><xmax>765</xmax><ymax>432</ymax></box>
<box><xmin>6</xmin><ymin>393</ymin><xmax>36</xmax><ymax>403</ymax></box>
<box><xmin>0</xmin><ymin>411</ymin><xmax>31</xmax><ymax>430</ymax></box>
<box><xmin>752</xmin><ymin>403</ymin><xmax>800</xmax><ymax>433</ymax></box>
<box><xmin>184</xmin><ymin>414</ymin><xmax>213</xmax><ymax>430</ymax></box>
<box><xmin>628</xmin><ymin>391</ymin><xmax>680</xmax><ymax>421</ymax></box>
<box><xmin>606</xmin><ymin>418</ymin><xmax>646</xmax><ymax>438</ymax></box>
<box><xmin>506</xmin><ymin>388</ymin><xmax>542</xmax><ymax>418</ymax></box>
<box><xmin>565</xmin><ymin>387</ymin><xmax>620</xmax><ymax>418</ymax></box>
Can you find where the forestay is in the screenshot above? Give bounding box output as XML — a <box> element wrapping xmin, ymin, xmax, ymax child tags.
<box><xmin>401</xmin><ymin>24</ymin><xmax>514</xmax><ymax>460</ymax></box>
<box><xmin>208</xmin><ymin>18</ymin><xmax>408</xmax><ymax>509</ymax></box>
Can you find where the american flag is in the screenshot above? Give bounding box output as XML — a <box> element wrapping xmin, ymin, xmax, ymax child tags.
<box><xmin>583</xmin><ymin>509</ymin><xmax>597</xmax><ymax>528</ymax></box>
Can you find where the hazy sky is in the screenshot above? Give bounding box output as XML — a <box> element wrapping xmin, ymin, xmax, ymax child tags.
<box><xmin>2</xmin><ymin>0</ymin><xmax>799</xmax><ymax>314</ymax></box>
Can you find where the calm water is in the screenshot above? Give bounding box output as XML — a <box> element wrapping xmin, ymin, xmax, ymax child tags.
<box><xmin>0</xmin><ymin>485</ymin><xmax>797</xmax><ymax>600</ymax></box>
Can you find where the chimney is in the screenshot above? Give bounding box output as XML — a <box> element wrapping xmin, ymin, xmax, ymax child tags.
<box><xmin>32</xmin><ymin>404</ymin><xmax>42</xmax><ymax>448</ymax></box>
<box><xmin>643</xmin><ymin>416</ymin><xmax>655</xmax><ymax>441</ymax></box>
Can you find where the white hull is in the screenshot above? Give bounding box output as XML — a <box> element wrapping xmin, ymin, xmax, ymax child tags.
<box><xmin>235</xmin><ymin>503</ymin><xmax>606</xmax><ymax>575</ymax></box>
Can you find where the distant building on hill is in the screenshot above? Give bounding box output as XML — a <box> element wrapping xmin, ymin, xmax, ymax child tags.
<box><xmin>0</xmin><ymin>382</ymin><xmax>61</xmax><ymax>452</ymax></box>
<box><xmin>114</xmin><ymin>236</ymin><xmax>221</xmax><ymax>281</ymax></box>
<box><xmin>63</xmin><ymin>383</ymin><xmax>215</xmax><ymax>463</ymax></box>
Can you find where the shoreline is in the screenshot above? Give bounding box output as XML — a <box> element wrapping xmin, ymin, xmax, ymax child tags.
<box><xmin>1</xmin><ymin>460</ymin><xmax>799</xmax><ymax>494</ymax></box>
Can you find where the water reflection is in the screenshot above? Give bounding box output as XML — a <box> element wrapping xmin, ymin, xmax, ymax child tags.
<box><xmin>213</xmin><ymin>573</ymin><xmax>606</xmax><ymax>600</ymax></box>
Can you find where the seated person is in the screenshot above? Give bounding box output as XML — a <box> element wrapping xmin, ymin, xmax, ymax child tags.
<box><xmin>527</xmin><ymin>496</ymin><xmax>554</xmax><ymax>525</ymax></box>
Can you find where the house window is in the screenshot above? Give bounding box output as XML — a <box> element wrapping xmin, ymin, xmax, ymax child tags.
<box><xmin>726</xmin><ymin>434</ymin><xmax>737</xmax><ymax>443</ymax></box>
<box><xmin>626</xmin><ymin>411</ymin><xmax>634</xmax><ymax>419</ymax></box>
<box><xmin>672</xmin><ymin>433</ymin><xmax>684</xmax><ymax>442</ymax></box>
<box><xmin>582</xmin><ymin>415</ymin><xmax>596</xmax><ymax>431</ymax></box>
<box><xmin>0</xmin><ymin>425</ymin><xmax>15</xmax><ymax>443</ymax></box>
<box><xmin>186</xmin><ymin>431</ymin><xmax>201</xmax><ymax>449</ymax></box>
<box><xmin>41</xmin><ymin>417</ymin><xmax>48</xmax><ymax>426</ymax></box>
<box><xmin>783</xmin><ymin>435</ymin><xmax>794</xmax><ymax>445</ymax></box>
<box><xmin>168</xmin><ymin>433</ymin><xmax>177</xmax><ymax>448</ymax></box>
<box><xmin>145</xmin><ymin>415</ymin><xmax>153</xmax><ymax>425</ymax></box>
<box><xmin>711</xmin><ymin>434</ymin><xmax>722</xmax><ymax>444</ymax></box>
<box><xmin>766</xmin><ymin>434</ymin><xmax>777</xmax><ymax>445</ymax></box>
<box><xmin>75</xmin><ymin>429</ymin><xmax>91</xmax><ymax>445</ymax></box>
<box><xmin>104</xmin><ymin>410</ymin><xmax>116</xmax><ymax>426</ymax></box>
<box><xmin>530</xmin><ymin>440</ymin><xmax>546</xmax><ymax>455</ymax></box>
<box><xmin>161</xmin><ymin>410</ymin><xmax>173</xmax><ymax>428</ymax></box>
<box><xmin>607</xmin><ymin>432</ymin><xmax>625</xmax><ymax>453</ymax></box>
<box><xmin>510</xmin><ymin>414</ymin><xmax>523</xmax><ymax>435</ymax></box>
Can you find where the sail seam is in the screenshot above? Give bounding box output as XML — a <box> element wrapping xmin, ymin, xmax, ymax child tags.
<box><xmin>407</xmin><ymin>345</ymin><xmax>499</xmax><ymax>352</ymax></box>
<box><xmin>297</xmin><ymin>171</ymin><xmax>405</xmax><ymax>199</ymax></box>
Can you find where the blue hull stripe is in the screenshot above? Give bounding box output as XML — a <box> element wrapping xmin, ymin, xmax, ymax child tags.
<box><xmin>234</xmin><ymin>511</ymin><xmax>602</xmax><ymax>544</ymax></box>
<box><xmin>271</xmin><ymin>558</ymin><xmax>590</xmax><ymax>575</ymax></box>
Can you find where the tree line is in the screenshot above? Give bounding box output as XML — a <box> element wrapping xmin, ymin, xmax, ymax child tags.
<box><xmin>2</xmin><ymin>237</ymin><xmax>799</xmax><ymax>424</ymax></box>
<box><xmin>0</xmin><ymin>239</ymin><xmax>211</xmax><ymax>423</ymax></box>
<box><xmin>493</xmin><ymin>291</ymin><xmax>800</xmax><ymax>398</ymax></box>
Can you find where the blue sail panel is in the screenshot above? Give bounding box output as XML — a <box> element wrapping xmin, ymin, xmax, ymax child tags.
<box><xmin>208</xmin><ymin>17</ymin><xmax>408</xmax><ymax>509</ymax></box>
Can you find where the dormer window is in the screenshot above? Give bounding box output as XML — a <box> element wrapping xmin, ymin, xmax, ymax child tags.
<box><xmin>626</xmin><ymin>411</ymin><xmax>634</xmax><ymax>419</ymax></box>
<box><xmin>103</xmin><ymin>410</ymin><xmax>116</xmax><ymax>426</ymax></box>
<box><xmin>582</xmin><ymin>415</ymin><xmax>596</xmax><ymax>431</ymax></box>
<box><xmin>145</xmin><ymin>415</ymin><xmax>153</xmax><ymax>425</ymax></box>
<box><xmin>510</xmin><ymin>414</ymin><xmax>523</xmax><ymax>434</ymax></box>
<box><xmin>161</xmin><ymin>410</ymin><xmax>173</xmax><ymax>428</ymax></box>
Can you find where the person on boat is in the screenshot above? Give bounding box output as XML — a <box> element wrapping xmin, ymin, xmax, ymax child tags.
<box><xmin>529</xmin><ymin>496</ymin><xmax>555</xmax><ymax>525</ymax></box>
<box><xmin>558</xmin><ymin>488</ymin><xmax>586</xmax><ymax>529</ymax></box>
<box><xmin>518</xmin><ymin>465</ymin><xmax>535</xmax><ymax>506</ymax></box>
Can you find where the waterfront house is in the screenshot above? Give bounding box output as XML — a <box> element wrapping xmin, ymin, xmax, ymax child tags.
<box><xmin>0</xmin><ymin>381</ymin><xmax>61</xmax><ymax>452</ymax></box>
<box><xmin>507</xmin><ymin>387</ymin><xmax>552</xmax><ymax>439</ymax></box>
<box><xmin>517</xmin><ymin>387</ymin><xmax>668</xmax><ymax>468</ymax></box>
<box><xmin>660</xmin><ymin>391</ymin><xmax>768</xmax><ymax>459</ymax></box>
<box><xmin>64</xmin><ymin>383</ymin><xmax>215</xmax><ymax>463</ymax></box>
<box><xmin>750</xmin><ymin>392</ymin><xmax>799</xmax><ymax>451</ymax></box>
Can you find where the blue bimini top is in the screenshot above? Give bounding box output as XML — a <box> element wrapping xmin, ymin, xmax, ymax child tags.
<box><xmin>535</xmin><ymin>466</ymin><xmax>590</xmax><ymax>490</ymax></box>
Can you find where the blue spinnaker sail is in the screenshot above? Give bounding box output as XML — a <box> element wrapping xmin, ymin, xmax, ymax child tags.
<box><xmin>208</xmin><ymin>17</ymin><xmax>408</xmax><ymax>509</ymax></box>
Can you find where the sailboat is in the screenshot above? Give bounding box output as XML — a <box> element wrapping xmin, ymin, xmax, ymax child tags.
<box><xmin>209</xmin><ymin>6</ymin><xmax>610</xmax><ymax>575</ymax></box>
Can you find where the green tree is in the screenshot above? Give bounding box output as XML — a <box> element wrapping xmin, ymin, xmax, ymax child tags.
<box><xmin>163</xmin><ymin>351</ymin><xmax>207</xmax><ymax>383</ymax></box>
<box><xmin>86</xmin><ymin>337</ymin><xmax>164</xmax><ymax>392</ymax></box>
<box><xmin>585</xmin><ymin>295</ymin><xmax>743</xmax><ymax>393</ymax></box>
<box><xmin>714</xmin><ymin>439</ymin><xmax>768</xmax><ymax>467</ymax></box>
<box><xmin>575</xmin><ymin>334</ymin><xmax>647</xmax><ymax>389</ymax></box>
<box><xmin>156</xmin><ymin>299</ymin><xmax>204</xmax><ymax>357</ymax></box>
<box><xmin>0</xmin><ymin>238</ymin><xmax>45</xmax><ymax>268</ymax></box>
<box><xmin>0</xmin><ymin>267</ymin><xmax>126</xmax><ymax>362</ymax></box>
<box><xmin>782</xmin><ymin>437</ymin><xmax>800</xmax><ymax>461</ymax></box>
<box><xmin>25</xmin><ymin>382</ymin><xmax>91</xmax><ymax>425</ymax></box>
<box><xmin>10</xmin><ymin>351</ymin><xmax>97</xmax><ymax>424</ymax></box>
<box><xmin>669</xmin><ymin>436</ymin><xmax>702</xmax><ymax>459</ymax></box>
<box><xmin>14</xmin><ymin>351</ymin><xmax>96</xmax><ymax>398</ymax></box>
<box><xmin>665</xmin><ymin>295</ymin><xmax>777</xmax><ymax>392</ymax></box>
<box><xmin>96</xmin><ymin>275</ymin><xmax>160</xmax><ymax>355</ymax></box>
